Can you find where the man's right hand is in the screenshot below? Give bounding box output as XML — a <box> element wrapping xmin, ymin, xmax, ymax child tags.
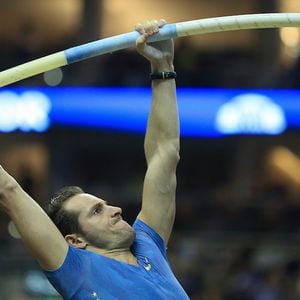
<box><xmin>135</xmin><ymin>19</ymin><xmax>174</xmax><ymax>72</ymax></box>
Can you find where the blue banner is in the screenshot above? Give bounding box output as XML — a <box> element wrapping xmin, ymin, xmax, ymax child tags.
<box><xmin>1</xmin><ymin>87</ymin><xmax>300</xmax><ymax>137</ymax></box>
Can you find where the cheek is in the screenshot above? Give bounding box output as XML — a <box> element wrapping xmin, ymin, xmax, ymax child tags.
<box><xmin>81</xmin><ymin>217</ymin><xmax>107</xmax><ymax>233</ymax></box>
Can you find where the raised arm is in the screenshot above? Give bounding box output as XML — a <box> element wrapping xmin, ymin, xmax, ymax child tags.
<box><xmin>0</xmin><ymin>165</ymin><xmax>68</xmax><ymax>270</ymax></box>
<box><xmin>136</xmin><ymin>20</ymin><xmax>180</xmax><ymax>245</ymax></box>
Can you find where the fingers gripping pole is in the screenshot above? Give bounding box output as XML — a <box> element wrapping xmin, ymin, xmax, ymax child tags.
<box><xmin>1</xmin><ymin>13</ymin><xmax>300</xmax><ymax>87</ymax></box>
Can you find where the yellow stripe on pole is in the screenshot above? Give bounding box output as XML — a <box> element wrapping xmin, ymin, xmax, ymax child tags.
<box><xmin>0</xmin><ymin>51</ymin><xmax>67</xmax><ymax>87</ymax></box>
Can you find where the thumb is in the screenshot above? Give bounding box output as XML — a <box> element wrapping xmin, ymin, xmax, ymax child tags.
<box><xmin>136</xmin><ymin>33</ymin><xmax>149</xmax><ymax>51</ymax></box>
<box><xmin>136</xmin><ymin>33</ymin><xmax>153</xmax><ymax>61</ymax></box>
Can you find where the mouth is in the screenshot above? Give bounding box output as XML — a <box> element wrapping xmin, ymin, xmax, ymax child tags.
<box><xmin>113</xmin><ymin>215</ymin><xmax>122</xmax><ymax>224</ymax></box>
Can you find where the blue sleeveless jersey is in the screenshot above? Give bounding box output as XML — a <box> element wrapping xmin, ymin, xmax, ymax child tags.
<box><xmin>45</xmin><ymin>219</ymin><xmax>189</xmax><ymax>299</ymax></box>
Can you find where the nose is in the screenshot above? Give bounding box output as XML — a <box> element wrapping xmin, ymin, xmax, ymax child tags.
<box><xmin>111</xmin><ymin>206</ymin><xmax>122</xmax><ymax>217</ymax></box>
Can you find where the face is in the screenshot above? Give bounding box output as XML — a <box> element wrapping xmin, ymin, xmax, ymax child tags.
<box><xmin>64</xmin><ymin>193</ymin><xmax>135</xmax><ymax>250</ymax></box>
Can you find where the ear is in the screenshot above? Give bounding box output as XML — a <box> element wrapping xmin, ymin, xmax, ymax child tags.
<box><xmin>65</xmin><ymin>234</ymin><xmax>88</xmax><ymax>249</ymax></box>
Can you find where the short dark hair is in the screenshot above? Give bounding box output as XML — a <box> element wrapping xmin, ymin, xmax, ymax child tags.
<box><xmin>47</xmin><ymin>186</ymin><xmax>84</xmax><ymax>237</ymax></box>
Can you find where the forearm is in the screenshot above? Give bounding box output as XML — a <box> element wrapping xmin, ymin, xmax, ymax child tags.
<box><xmin>145</xmin><ymin>61</ymin><xmax>179</xmax><ymax>160</ymax></box>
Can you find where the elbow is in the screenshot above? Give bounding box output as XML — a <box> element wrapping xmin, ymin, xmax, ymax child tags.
<box><xmin>172</xmin><ymin>147</ymin><xmax>180</xmax><ymax>166</ymax></box>
<box><xmin>0</xmin><ymin>175</ymin><xmax>20</xmax><ymax>214</ymax></box>
<box><xmin>169</xmin><ymin>138</ymin><xmax>180</xmax><ymax>163</ymax></box>
<box><xmin>164</xmin><ymin>139</ymin><xmax>180</xmax><ymax>168</ymax></box>
<box><xmin>145</xmin><ymin>137</ymin><xmax>180</xmax><ymax>164</ymax></box>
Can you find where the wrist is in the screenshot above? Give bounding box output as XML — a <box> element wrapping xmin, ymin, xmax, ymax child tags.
<box><xmin>150</xmin><ymin>71</ymin><xmax>177</xmax><ymax>80</ymax></box>
<box><xmin>151</xmin><ymin>60</ymin><xmax>174</xmax><ymax>73</ymax></box>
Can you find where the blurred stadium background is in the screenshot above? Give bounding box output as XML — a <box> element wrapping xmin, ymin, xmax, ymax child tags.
<box><xmin>2</xmin><ymin>0</ymin><xmax>300</xmax><ymax>299</ymax></box>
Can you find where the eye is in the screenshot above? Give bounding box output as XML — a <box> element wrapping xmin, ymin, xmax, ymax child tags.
<box><xmin>93</xmin><ymin>205</ymin><xmax>103</xmax><ymax>215</ymax></box>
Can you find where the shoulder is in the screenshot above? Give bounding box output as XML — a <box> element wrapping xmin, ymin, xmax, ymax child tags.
<box><xmin>45</xmin><ymin>246</ymin><xmax>89</xmax><ymax>275</ymax></box>
<box><xmin>44</xmin><ymin>246</ymin><xmax>107</xmax><ymax>298</ymax></box>
<box><xmin>132</xmin><ymin>219</ymin><xmax>168</xmax><ymax>260</ymax></box>
<box><xmin>43</xmin><ymin>246</ymin><xmax>88</xmax><ymax>298</ymax></box>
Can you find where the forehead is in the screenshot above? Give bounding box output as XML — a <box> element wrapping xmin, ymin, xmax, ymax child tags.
<box><xmin>64</xmin><ymin>193</ymin><xmax>104</xmax><ymax>214</ymax></box>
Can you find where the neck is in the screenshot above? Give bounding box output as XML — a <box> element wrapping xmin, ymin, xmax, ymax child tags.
<box><xmin>86</xmin><ymin>245</ymin><xmax>138</xmax><ymax>266</ymax></box>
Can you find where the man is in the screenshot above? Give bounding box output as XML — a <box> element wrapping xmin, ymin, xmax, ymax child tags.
<box><xmin>0</xmin><ymin>20</ymin><xmax>189</xmax><ymax>299</ymax></box>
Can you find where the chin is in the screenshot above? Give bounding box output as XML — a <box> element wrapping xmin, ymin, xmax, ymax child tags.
<box><xmin>122</xmin><ymin>225</ymin><xmax>136</xmax><ymax>247</ymax></box>
<box><xmin>118</xmin><ymin>219</ymin><xmax>133</xmax><ymax>231</ymax></box>
<box><xmin>126</xmin><ymin>231</ymin><xmax>136</xmax><ymax>247</ymax></box>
